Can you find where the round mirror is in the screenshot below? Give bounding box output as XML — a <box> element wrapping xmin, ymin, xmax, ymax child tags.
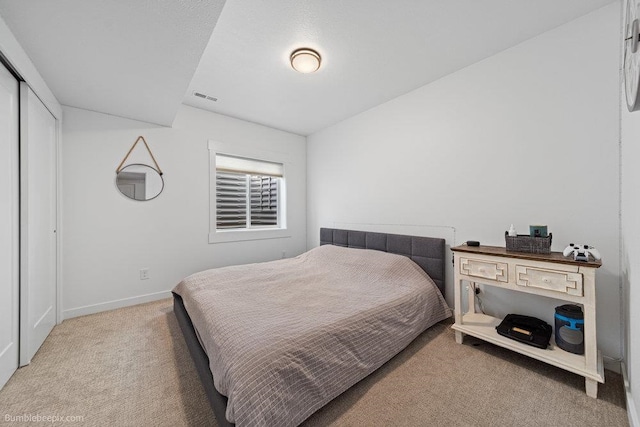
<box><xmin>116</xmin><ymin>164</ymin><xmax>164</xmax><ymax>201</ymax></box>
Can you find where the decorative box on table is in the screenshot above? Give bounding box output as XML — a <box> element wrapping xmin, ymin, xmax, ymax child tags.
<box><xmin>504</xmin><ymin>231</ymin><xmax>552</xmax><ymax>254</ymax></box>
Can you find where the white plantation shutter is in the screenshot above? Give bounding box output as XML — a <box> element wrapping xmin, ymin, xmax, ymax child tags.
<box><xmin>215</xmin><ymin>154</ymin><xmax>282</xmax><ymax>230</ymax></box>
<box><xmin>216</xmin><ymin>172</ymin><xmax>248</xmax><ymax>229</ymax></box>
<box><xmin>250</xmin><ymin>175</ymin><xmax>278</xmax><ymax>226</ymax></box>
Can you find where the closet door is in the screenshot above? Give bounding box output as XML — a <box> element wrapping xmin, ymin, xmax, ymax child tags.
<box><xmin>0</xmin><ymin>63</ymin><xmax>19</xmax><ymax>389</ymax></box>
<box><xmin>20</xmin><ymin>84</ymin><xmax>57</xmax><ymax>365</ymax></box>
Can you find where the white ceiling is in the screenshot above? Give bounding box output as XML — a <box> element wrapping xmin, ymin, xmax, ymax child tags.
<box><xmin>185</xmin><ymin>0</ymin><xmax>616</xmax><ymax>135</ymax></box>
<box><xmin>0</xmin><ymin>0</ymin><xmax>225</xmax><ymax>126</ymax></box>
<box><xmin>0</xmin><ymin>0</ymin><xmax>616</xmax><ymax>134</ymax></box>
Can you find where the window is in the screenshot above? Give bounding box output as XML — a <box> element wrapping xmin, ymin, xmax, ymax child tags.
<box><xmin>215</xmin><ymin>153</ymin><xmax>284</xmax><ymax>232</ymax></box>
<box><xmin>208</xmin><ymin>142</ymin><xmax>290</xmax><ymax>243</ymax></box>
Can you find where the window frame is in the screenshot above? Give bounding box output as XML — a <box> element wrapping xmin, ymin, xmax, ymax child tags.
<box><xmin>208</xmin><ymin>141</ymin><xmax>290</xmax><ymax>244</ymax></box>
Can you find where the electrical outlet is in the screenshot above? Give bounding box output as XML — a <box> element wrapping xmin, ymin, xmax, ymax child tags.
<box><xmin>140</xmin><ymin>268</ymin><xmax>149</xmax><ymax>280</ymax></box>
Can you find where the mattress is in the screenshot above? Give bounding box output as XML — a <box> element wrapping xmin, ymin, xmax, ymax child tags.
<box><xmin>173</xmin><ymin>244</ymin><xmax>451</xmax><ymax>426</ymax></box>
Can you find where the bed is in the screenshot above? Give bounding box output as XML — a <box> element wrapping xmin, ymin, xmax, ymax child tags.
<box><xmin>172</xmin><ymin>228</ymin><xmax>450</xmax><ymax>426</ymax></box>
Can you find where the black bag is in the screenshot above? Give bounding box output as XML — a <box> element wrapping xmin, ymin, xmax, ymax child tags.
<box><xmin>496</xmin><ymin>314</ymin><xmax>552</xmax><ymax>349</ymax></box>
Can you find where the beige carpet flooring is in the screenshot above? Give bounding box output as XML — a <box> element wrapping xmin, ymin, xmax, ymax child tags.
<box><xmin>0</xmin><ymin>299</ymin><xmax>628</xmax><ymax>427</ymax></box>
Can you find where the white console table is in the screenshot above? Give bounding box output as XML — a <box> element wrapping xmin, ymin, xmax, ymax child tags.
<box><xmin>451</xmin><ymin>245</ymin><xmax>603</xmax><ymax>398</ymax></box>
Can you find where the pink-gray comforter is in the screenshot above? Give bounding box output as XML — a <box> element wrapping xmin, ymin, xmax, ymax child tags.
<box><xmin>173</xmin><ymin>244</ymin><xmax>451</xmax><ymax>426</ymax></box>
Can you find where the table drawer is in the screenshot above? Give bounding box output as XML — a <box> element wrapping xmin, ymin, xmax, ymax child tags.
<box><xmin>460</xmin><ymin>258</ymin><xmax>508</xmax><ymax>282</ymax></box>
<box><xmin>515</xmin><ymin>265</ymin><xmax>583</xmax><ymax>296</ymax></box>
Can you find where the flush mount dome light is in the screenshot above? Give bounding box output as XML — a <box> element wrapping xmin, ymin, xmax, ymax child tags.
<box><xmin>290</xmin><ymin>48</ymin><xmax>321</xmax><ymax>73</ymax></box>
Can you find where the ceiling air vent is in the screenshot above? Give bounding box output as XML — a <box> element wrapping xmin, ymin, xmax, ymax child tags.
<box><xmin>193</xmin><ymin>91</ymin><xmax>217</xmax><ymax>102</ymax></box>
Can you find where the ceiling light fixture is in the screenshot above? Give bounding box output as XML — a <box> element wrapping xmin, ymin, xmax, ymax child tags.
<box><xmin>290</xmin><ymin>48</ymin><xmax>321</xmax><ymax>73</ymax></box>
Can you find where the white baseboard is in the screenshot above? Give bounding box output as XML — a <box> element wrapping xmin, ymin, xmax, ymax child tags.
<box><xmin>62</xmin><ymin>290</ymin><xmax>172</xmax><ymax>320</ymax></box>
<box><xmin>623</xmin><ymin>362</ymin><xmax>639</xmax><ymax>427</ymax></box>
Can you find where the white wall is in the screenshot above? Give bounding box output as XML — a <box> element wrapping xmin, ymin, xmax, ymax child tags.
<box><xmin>61</xmin><ymin>104</ymin><xmax>306</xmax><ymax>318</ymax></box>
<box><xmin>622</xmin><ymin>8</ymin><xmax>640</xmax><ymax>422</ymax></box>
<box><xmin>307</xmin><ymin>4</ymin><xmax>621</xmax><ymax>360</ymax></box>
<box><xmin>622</xmin><ymin>108</ymin><xmax>640</xmax><ymax>427</ymax></box>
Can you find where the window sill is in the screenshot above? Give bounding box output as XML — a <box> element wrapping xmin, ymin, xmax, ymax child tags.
<box><xmin>208</xmin><ymin>228</ymin><xmax>291</xmax><ymax>244</ymax></box>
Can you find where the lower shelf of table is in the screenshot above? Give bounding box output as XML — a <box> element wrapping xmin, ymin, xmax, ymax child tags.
<box><xmin>452</xmin><ymin>312</ymin><xmax>604</xmax><ymax>383</ymax></box>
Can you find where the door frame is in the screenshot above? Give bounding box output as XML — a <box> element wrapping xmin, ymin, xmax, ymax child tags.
<box><xmin>55</xmin><ymin>109</ymin><xmax>62</xmax><ymax>325</ymax></box>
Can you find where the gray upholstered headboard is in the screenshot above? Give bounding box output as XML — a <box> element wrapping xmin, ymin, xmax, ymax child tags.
<box><xmin>320</xmin><ymin>228</ymin><xmax>446</xmax><ymax>296</ymax></box>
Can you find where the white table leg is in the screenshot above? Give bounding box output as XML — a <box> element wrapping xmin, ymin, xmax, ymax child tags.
<box><xmin>453</xmin><ymin>259</ymin><xmax>464</xmax><ymax>344</ymax></box>
<box><xmin>585</xmin><ymin>378</ymin><xmax>598</xmax><ymax>398</ymax></box>
<box><xmin>581</xmin><ymin>267</ymin><xmax>599</xmax><ymax>399</ymax></box>
<box><xmin>467</xmin><ymin>281</ymin><xmax>476</xmax><ymax>314</ymax></box>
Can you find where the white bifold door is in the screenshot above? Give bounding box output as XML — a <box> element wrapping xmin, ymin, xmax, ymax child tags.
<box><xmin>20</xmin><ymin>84</ymin><xmax>57</xmax><ymax>366</ymax></box>
<box><xmin>0</xmin><ymin>63</ymin><xmax>19</xmax><ymax>388</ymax></box>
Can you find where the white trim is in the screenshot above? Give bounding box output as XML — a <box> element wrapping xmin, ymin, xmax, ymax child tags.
<box><xmin>216</xmin><ymin>153</ymin><xmax>284</xmax><ymax>177</ymax></box>
<box><xmin>62</xmin><ymin>290</ymin><xmax>172</xmax><ymax>320</ymax></box>
<box><xmin>56</xmin><ymin>111</ymin><xmax>63</xmax><ymax>325</ymax></box>
<box><xmin>209</xmin><ymin>229</ymin><xmax>291</xmax><ymax>244</ymax></box>
<box><xmin>623</xmin><ymin>362</ymin><xmax>640</xmax><ymax>427</ymax></box>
